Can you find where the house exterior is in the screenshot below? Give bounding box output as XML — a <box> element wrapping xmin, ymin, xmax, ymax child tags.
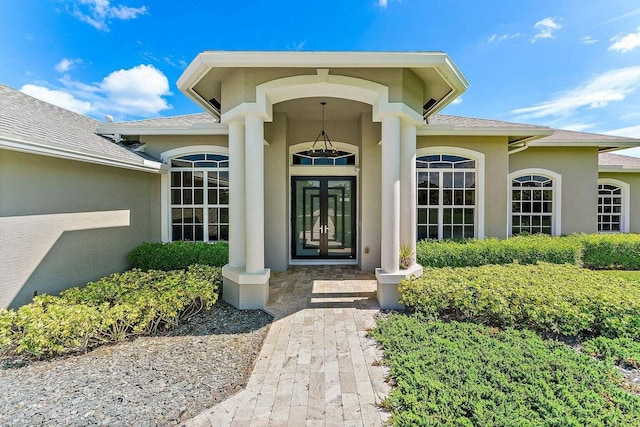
<box><xmin>2</xmin><ymin>51</ymin><xmax>640</xmax><ymax>309</ymax></box>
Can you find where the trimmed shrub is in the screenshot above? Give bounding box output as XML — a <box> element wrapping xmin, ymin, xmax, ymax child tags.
<box><xmin>127</xmin><ymin>241</ymin><xmax>229</xmax><ymax>270</ymax></box>
<box><xmin>0</xmin><ymin>308</ymin><xmax>15</xmax><ymax>351</ymax></box>
<box><xmin>415</xmin><ymin>235</ymin><xmax>582</xmax><ymax>268</ymax></box>
<box><xmin>577</xmin><ymin>233</ymin><xmax>640</xmax><ymax>270</ymax></box>
<box><xmin>373</xmin><ymin>315</ymin><xmax>640</xmax><ymax>426</ymax></box>
<box><xmin>2</xmin><ymin>265</ymin><xmax>221</xmax><ymax>358</ymax></box>
<box><xmin>399</xmin><ymin>263</ymin><xmax>640</xmax><ymax>338</ymax></box>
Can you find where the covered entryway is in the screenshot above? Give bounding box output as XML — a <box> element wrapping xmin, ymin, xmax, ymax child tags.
<box><xmin>291</xmin><ymin>176</ymin><xmax>356</xmax><ymax>260</ymax></box>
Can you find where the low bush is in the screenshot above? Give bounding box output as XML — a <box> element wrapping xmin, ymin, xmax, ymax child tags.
<box><xmin>577</xmin><ymin>233</ymin><xmax>640</xmax><ymax>270</ymax></box>
<box><xmin>399</xmin><ymin>263</ymin><xmax>640</xmax><ymax>338</ymax></box>
<box><xmin>1</xmin><ymin>265</ymin><xmax>221</xmax><ymax>358</ymax></box>
<box><xmin>372</xmin><ymin>315</ymin><xmax>640</xmax><ymax>426</ymax></box>
<box><xmin>127</xmin><ymin>241</ymin><xmax>229</xmax><ymax>270</ymax></box>
<box><xmin>582</xmin><ymin>336</ymin><xmax>640</xmax><ymax>369</ymax></box>
<box><xmin>415</xmin><ymin>235</ymin><xmax>582</xmax><ymax>268</ymax></box>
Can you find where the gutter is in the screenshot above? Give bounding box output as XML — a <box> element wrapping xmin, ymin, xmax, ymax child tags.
<box><xmin>0</xmin><ymin>135</ymin><xmax>166</xmax><ymax>174</ymax></box>
<box><xmin>508</xmin><ymin>141</ymin><xmax>529</xmax><ymax>155</ymax></box>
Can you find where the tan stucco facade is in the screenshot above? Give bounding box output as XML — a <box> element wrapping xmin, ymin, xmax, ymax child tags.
<box><xmin>0</xmin><ymin>150</ymin><xmax>161</xmax><ymax>308</ymax></box>
<box><xmin>510</xmin><ymin>146</ymin><xmax>599</xmax><ymax>235</ymax></box>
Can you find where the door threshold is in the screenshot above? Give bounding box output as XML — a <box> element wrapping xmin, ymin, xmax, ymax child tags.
<box><xmin>289</xmin><ymin>259</ymin><xmax>359</xmax><ymax>266</ymax></box>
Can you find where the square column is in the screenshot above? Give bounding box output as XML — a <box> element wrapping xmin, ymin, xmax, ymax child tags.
<box><xmin>227</xmin><ymin>120</ymin><xmax>245</xmax><ymax>268</ymax></box>
<box><xmin>222</xmin><ymin>113</ymin><xmax>270</xmax><ymax>309</ymax></box>
<box><xmin>376</xmin><ymin>116</ymin><xmax>422</xmax><ymax>309</ymax></box>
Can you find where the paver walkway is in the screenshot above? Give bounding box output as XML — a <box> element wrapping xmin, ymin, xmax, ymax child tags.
<box><xmin>185</xmin><ymin>266</ymin><xmax>391</xmax><ymax>426</ymax></box>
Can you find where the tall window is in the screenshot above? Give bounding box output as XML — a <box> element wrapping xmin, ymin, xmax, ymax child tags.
<box><xmin>598</xmin><ymin>184</ymin><xmax>622</xmax><ymax>232</ymax></box>
<box><xmin>170</xmin><ymin>154</ymin><xmax>229</xmax><ymax>242</ymax></box>
<box><xmin>511</xmin><ymin>175</ymin><xmax>554</xmax><ymax>235</ymax></box>
<box><xmin>416</xmin><ymin>154</ymin><xmax>476</xmax><ymax>240</ymax></box>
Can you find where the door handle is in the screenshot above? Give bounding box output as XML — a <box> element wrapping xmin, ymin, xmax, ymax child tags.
<box><xmin>320</xmin><ymin>225</ymin><xmax>330</xmax><ymax>233</ymax></box>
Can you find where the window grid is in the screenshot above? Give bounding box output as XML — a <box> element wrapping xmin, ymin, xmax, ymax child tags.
<box><xmin>511</xmin><ymin>175</ymin><xmax>553</xmax><ymax>235</ymax></box>
<box><xmin>598</xmin><ymin>184</ymin><xmax>622</xmax><ymax>232</ymax></box>
<box><xmin>170</xmin><ymin>154</ymin><xmax>229</xmax><ymax>242</ymax></box>
<box><xmin>292</xmin><ymin>150</ymin><xmax>356</xmax><ymax>166</ymax></box>
<box><xmin>417</xmin><ymin>155</ymin><xmax>476</xmax><ymax>240</ymax></box>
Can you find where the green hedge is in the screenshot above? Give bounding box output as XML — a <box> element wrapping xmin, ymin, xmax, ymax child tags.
<box><xmin>128</xmin><ymin>241</ymin><xmax>229</xmax><ymax>270</ymax></box>
<box><xmin>0</xmin><ymin>265</ymin><xmax>221</xmax><ymax>358</ymax></box>
<box><xmin>373</xmin><ymin>315</ymin><xmax>640</xmax><ymax>426</ymax></box>
<box><xmin>578</xmin><ymin>233</ymin><xmax>640</xmax><ymax>270</ymax></box>
<box><xmin>415</xmin><ymin>235</ymin><xmax>582</xmax><ymax>268</ymax></box>
<box><xmin>399</xmin><ymin>263</ymin><xmax>640</xmax><ymax>338</ymax></box>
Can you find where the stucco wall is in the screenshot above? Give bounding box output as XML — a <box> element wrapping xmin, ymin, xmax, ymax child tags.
<box><xmin>598</xmin><ymin>172</ymin><xmax>640</xmax><ymax>233</ymax></box>
<box><xmin>140</xmin><ymin>135</ymin><xmax>229</xmax><ymax>160</ymax></box>
<box><xmin>0</xmin><ymin>150</ymin><xmax>160</xmax><ymax>308</ymax></box>
<box><xmin>509</xmin><ymin>146</ymin><xmax>599</xmax><ymax>235</ymax></box>
<box><xmin>417</xmin><ymin>135</ymin><xmax>509</xmax><ymax>239</ymax></box>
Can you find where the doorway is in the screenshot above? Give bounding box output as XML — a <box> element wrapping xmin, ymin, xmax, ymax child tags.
<box><xmin>291</xmin><ymin>177</ymin><xmax>356</xmax><ymax>260</ymax></box>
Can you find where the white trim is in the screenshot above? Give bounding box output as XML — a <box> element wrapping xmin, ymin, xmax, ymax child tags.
<box><xmin>416</xmin><ymin>146</ymin><xmax>485</xmax><ymax>239</ymax></box>
<box><xmin>159</xmin><ymin>146</ymin><xmax>230</xmax><ymax>243</ymax></box>
<box><xmin>597</xmin><ymin>178</ymin><xmax>630</xmax><ymax>233</ymax></box>
<box><xmin>418</xmin><ymin>125</ymin><xmax>553</xmax><ymax>138</ymax></box>
<box><xmin>0</xmin><ymin>135</ymin><xmax>164</xmax><ymax>173</ymax></box>
<box><xmin>508</xmin><ymin>168</ymin><xmax>562</xmax><ymax>236</ymax></box>
<box><xmin>96</xmin><ymin>123</ymin><xmax>229</xmax><ymax>136</ymax></box>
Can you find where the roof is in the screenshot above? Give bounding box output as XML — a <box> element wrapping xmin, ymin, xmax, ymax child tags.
<box><xmin>533</xmin><ymin>129</ymin><xmax>640</xmax><ymax>150</ymax></box>
<box><xmin>599</xmin><ymin>152</ymin><xmax>640</xmax><ymax>171</ymax></box>
<box><xmin>96</xmin><ymin>112</ymin><xmax>226</xmax><ymax>136</ymax></box>
<box><xmin>0</xmin><ymin>84</ymin><xmax>161</xmax><ymax>172</ymax></box>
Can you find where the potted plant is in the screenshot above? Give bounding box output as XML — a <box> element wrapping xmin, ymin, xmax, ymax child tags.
<box><xmin>399</xmin><ymin>242</ymin><xmax>414</xmax><ymax>269</ymax></box>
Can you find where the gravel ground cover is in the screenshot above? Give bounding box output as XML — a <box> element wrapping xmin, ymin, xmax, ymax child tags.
<box><xmin>0</xmin><ymin>302</ymin><xmax>272</xmax><ymax>426</ymax></box>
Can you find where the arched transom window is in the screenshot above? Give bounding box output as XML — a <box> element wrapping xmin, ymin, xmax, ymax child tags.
<box><xmin>598</xmin><ymin>184</ymin><xmax>622</xmax><ymax>232</ymax></box>
<box><xmin>170</xmin><ymin>153</ymin><xmax>229</xmax><ymax>242</ymax></box>
<box><xmin>416</xmin><ymin>154</ymin><xmax>476</xmax><ymax>240</ymax></box>
<box><xmin>511</xmin><ymin>175</ymin><xmax>554</xmax><ymax>235</ymax></box>
<box><xmin>292</xmin><ymin>150</ymin><xmax>356</xmax><ymax>166</ymax></box>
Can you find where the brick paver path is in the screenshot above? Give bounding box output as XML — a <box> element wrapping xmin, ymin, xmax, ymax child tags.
<box><xmin>185</xmin><ymin>266</ymin><xmax>391</xmax><ymax>426</ymax></box>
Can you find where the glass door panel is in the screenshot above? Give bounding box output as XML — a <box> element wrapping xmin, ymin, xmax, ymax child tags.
<box><xmin>292</xmin><ymin>177</ymin><xmax>356</xmax><ymax>259</ymax></box>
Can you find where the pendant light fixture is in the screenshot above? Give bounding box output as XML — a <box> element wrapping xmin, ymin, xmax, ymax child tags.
<box><xmin>307</xmin><ymin>102</ymin><xmax>339</xmax><ymax>158</ymax></box>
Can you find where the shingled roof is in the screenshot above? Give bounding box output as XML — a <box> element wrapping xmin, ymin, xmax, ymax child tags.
<box><xmin>0</xmin><ymin>84</ymin><xmax>157</xmax><ymax>171</ymax></box>
<box><xmin>599</xmin><ymin>152</ymin><xmax>640</xmax><ymax>170</ymax></box>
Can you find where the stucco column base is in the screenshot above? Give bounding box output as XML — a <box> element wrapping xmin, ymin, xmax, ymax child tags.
<box><xmin>222</xmin><ymin>265</ymin><xmax>270</xmax><ymax>310</ymax></box>
<box><xmin>375</xmin><ymin>264</ymin><xmax>423</xmax><ymax>310</ymax></box>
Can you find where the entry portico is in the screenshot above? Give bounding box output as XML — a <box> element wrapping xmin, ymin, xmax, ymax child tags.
<box><xmin>177</xmin><ymin>51</ymin><xmax>469</xmax><ymax>309</ymax></box>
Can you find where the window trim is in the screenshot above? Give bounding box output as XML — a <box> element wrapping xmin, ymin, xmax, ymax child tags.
<box><xmin>416</xmin><ymin>146</ymin><xmax>485</xmax><ymax>239</ymax></box>
<box><xmin>597</xmin><ymin>178</ymin><xmax>630</xmax><ymax>233</ymax></box>
<box><xmin>508</xmin><ymin>168</ymin><xmax>562</xmax><ymax>236</ymax></box>
<box><xmin>160</xmin><ymin>146</ymin><xmax>229</xmax><ymax>242</ymax></box>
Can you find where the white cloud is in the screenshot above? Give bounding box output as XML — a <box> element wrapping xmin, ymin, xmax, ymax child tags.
<box><xmin>450</xmin><ymin>97</ymin><xmax>463</xmax><ymax>105</ymax></box>
<box><xmin>597</xmin><ymin>7</ymin><xmax>640</xmax><ymax>27</ymax></box>
<box><xmin>488</xmin><ymin>33</ymin><xmax>522</xmax><ymax>43</ymax></box>
<box><xmin>511</xmin><ymin>66</ymin><xmax>640</xmax><ymax>120</ymax></box>
<box><xmin>54</xmin><ymin>58</ymin><xmax>81</xmax><ymax>73</ymax></box>
<box><xmin>531</xmin><ymin>17</ymin><xmax>561</xmax><ymax>43</ymax></box>
<box><xmin>561</xmin><ymin>123</ymin><xmax>595</xmax><ymax>132</ymax></box>
<box><xmin>378</xmin><ymin>0</ymin><xmax>399</xmax><ymax>8</ymax></box>
<box><xmin>97</xmin><ymin>64</ymin><xmax>171</xmax><ymax>115</ymax></box>
<box><xmin>68</xmin><ymin>0</ymin><xmax>147</xmax><ymax>31</ymax></box>
<box><xmin>20</xmin><ymin>84</ymin><xmax>93</xmax><ymax>115</ymax></box>
<box><xmin>580</xmin><ymin>36</ymin><xmax>598</xmax><ymax>45</ymax></box>
<box><xmin>604</xmin><ymin>124</ymin><xmax>640</xmax><ymax>139</ymax></box>
<box><xmin>23</xmin><ymin>64</ymin><xmax>171</xmax><ymax>119</ymax></box>
<box><xmin>609</xmin><ymin>28</ymin><xmax>640</xmax><ymax>53</ymax></box>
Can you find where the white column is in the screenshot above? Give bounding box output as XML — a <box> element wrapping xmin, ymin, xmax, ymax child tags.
<box><xmin>380</xmin><ymin>115</ymin><xmax>401</xmax><ymax>273</ymax></box>
<box><xmin>228</xmin><ymin>120</ymin><xmax>245</xmax><ymax>268</ymax></box>
<box><xmin>244</xmin><ymin>114</ymin><xmax>265</xmax><ymax>274</ymax></box>
<box><xmin>400</xmin><ymin>121</ymin><xmax>417</xmax><ymax>258</ymax></box>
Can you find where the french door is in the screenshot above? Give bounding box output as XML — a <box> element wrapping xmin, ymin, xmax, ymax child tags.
<box><xmin>291</xmin><ymin>177</ymin><xmax>356</xmax><ymax>259</ymax></box>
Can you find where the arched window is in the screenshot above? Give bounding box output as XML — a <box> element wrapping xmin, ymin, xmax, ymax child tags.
<box><xmin>169</xmin><ymin>153</ymin><xmax>229</xmax><ymax>242</ymax></box>
<box><xmin>598</xmin><ymin>179</ymin><xmax>630</xmax><ymax>232</ymax></box>
<box><xmin>416</xmin><ymin>154</ymin><xmax>477</xmax><ymax>240</ymax></box>
<box><xmin>291</xmin><ymin>150</ymin><xmax>356</xmax><ymax>166</ymax></box>
<box><xmin>509</xmin><ymin>169</ymin><xmax>561</xmax><ymax>236</ymax></box>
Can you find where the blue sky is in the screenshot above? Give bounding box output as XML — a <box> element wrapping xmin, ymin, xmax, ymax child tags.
<box><xmin>2</xmin><ymin>1</ymin><xmax>640</xmax><ymax>151</ymax></box>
